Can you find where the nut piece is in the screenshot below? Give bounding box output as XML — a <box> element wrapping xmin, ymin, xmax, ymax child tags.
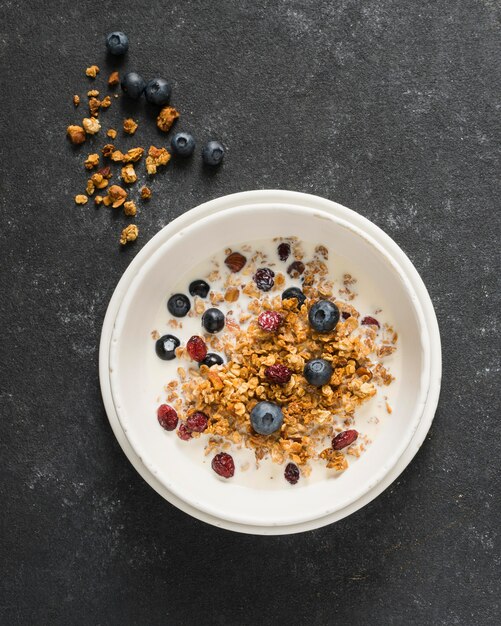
<box><xmin>100</xmin><ymin>95</ymin><xmax>112</xmax><ymax>109</ymax></box>
<box><xmin>67</xmin><ymin>125</ymin><xmax>86</xmax><ymax>145</ymax></box>
<box><xmin>120</xmin><ymin>224</ymin><xmax>139</xmax><ymax>245</ymax></box>
<box><xmin>124</xmin><ymin>147</ymin><xmax>144</xmax><ymax>162</ymax></box>
<box><xmin>140</xmin><ymin>186</ymin><xmax>152</xmax><ymax>200</ymax></box>
<box><xmin>108</xmin><ymin>185</ymin><xmax>127</xmax><ymax>208</ymax></box>
<box><xmin>123</xmin><ymin>200</ymin><xmax>137</xmax><ymax>217</ymax></box>
<box><xmin>224</xmin><ymin>287</ymin><xmax>240</xmax><ymax>302</ymax></box>
<box><xmin>106</xmin><ymin>128</ymin><xmax>117</xmax><ymax>139</ymax></box>
<box><xmin>156</xmin><ymin>106</ymin><xmax>180</xmax><ymax>132</ymax></box>
<box><xmin>108</xmin><ymin>71</ymin><xmax>120</xmax><ymax>87</ymax></box>
<box><xmin>102</xmin><ymin>143</ymin><xmax>115</xmax><ymax>157</ymax></box>
<box><xmin>85</xmin><ymin>65</ymin><xmax>99</xmax><ymax>78</ymax></box>
<box><xmin>73</xmin><ymin>95</ymin><xmax>80</xmax><ymax>107</ymax></box>
<box><xmin>82</xmin><ymin>117</ymin><xmax>101</xmax><ymax>135</ymax></box>
<box><xmin>146</xmin><ymin>145</ymin><xmax>171</xmax><ymax>174</ymax></box>
<box><xmin>123</xmin><ymin>118</ymin><xmax>138</xmax><ymax>135</ymax></box>
<box><xmin>225</xmin><ymin>252</ymin><xmax>247</xmax><ymax>273</ymax></box>
<box><xmin>91</xmin><ymin>172</ymin><xmax>108</xmax><ymax>189</ymax></box>
<box><xmin>121</xmin><ymin>164</ymin><xmax>137</xmax><ymax>184</ymax></box>
<box><xmin>75</xmin><ymin>194</ymin><xmax>88</xmax><ymax>205</ymax></box>
<box><xmin>87</xmin><ymin>89</ymin><xmax>99</xmax><ymax>97</ymax></box>
<box><xmin>84</xmin><ymin>153</ymin><xmax>100</xmax><ymax>170</ymax></box>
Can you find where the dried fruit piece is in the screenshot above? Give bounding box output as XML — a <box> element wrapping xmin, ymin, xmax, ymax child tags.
<box><xmin>157</xmin><ymin>404</ymin><xmax>178</xmax><ymax>431</ymax></box>
<box><xmin>156</xmin><ymin>105</ymin><xmax>180</xmax><ymax>132</ymax></box>
<box><xmin>265</xmin><ymin>364</ymin><xmax>292</xmax><ymax>384</ymax></box>
<box><xmin>278</xmin><ymin>242</ymin><xmax>291</xmax><ymax>261</ymax></box>
<box><xmin>361</xmin><ymin>316</ymin><xmax>380</xmax><ymax>328</ymax></box>
<box><xmin>119</xmin><ymin>224</ymin><xmax>138</xmax><ymax>245</ymax></box>
<box><xmin>67</xmin><ymin>125</ymin><xmax>86</xmax><ymax>144</ymax></box>
<box><xmin>287</xmin><ymin>261</ymin><xmax>305</xmax><ymax>278</ymax></box>
<box><xmin>258</xmin><ymin>310</ymin><xmax>283</xmax><ymax>332</ymax></box>
<box><xmin>98</xmin><ymin>165</ymin><xmax>112</xmax><ymax>179</ymax></box>
<box><xmin>211</xmin><ymin>452</ymin><xmax>235</xmax><ymax>478</ymax></box>
<box><xmin>332</xmin><ymin>429</ymin><xmax>358</xmax><ymax>450</ymax></box>
<box><xmin>186</xmin><ymin>336</ymin><xmax>208</xmax><ymax>362</ymax></box>
<box><xmin>177</xmin><ymin>424</ymin><xmax>192</xmax><ymax>441</ymax></box>
<box><xmin>186</xmin><ymin>411</ymin><xmax>209</xmax><ymax>433</ymax></box>
<box><xmin>284</xmin><ymin>462</ymin><xmax>300</xmax><ymax>485</ymax></box>
<box><xmin>341</xmin><ymin>311</ymin><xmax>351</xmax><ymax>320</ymax></box>
<box><xmin>224</xmin><ymin>252</ymin><xmax>246</xmax><ymax>273</ymax></box>
<box><xmin>253</xmin><ymin>268</ymin><xmax>275</xmax><ymax>291</ymax></box>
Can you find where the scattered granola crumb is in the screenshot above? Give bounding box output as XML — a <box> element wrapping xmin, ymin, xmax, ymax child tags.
<box><xmin>106</xmin><ymin>128</ymin><xmax>117</xmax><ymax>139</ymax></box>
<box><xmin>107</xmin><ymin>184</ymin><xmax>127</xmax><ymax>208</ymax></box>
<box><xmin>102</xmin><ymin>143</ymin><xmax>115</xmax><ymax>157</ymax></box>
<box><xmin>386</xmin><ymin>401</ymin><xmax>393</xmax><ymax>414</ymax></box>
<box><xmin>90</xmin><ymin>172</ymin><xmax>108</xmax><ymax>189</ymax></box>
<box><xmin>88</xmin><ymin>97</ymin><xmax>101</xmax><ymax>116</ymax></box>
<box><xmin>73</xmin><ymin>95</ymin><xmax>80</xmax><ymax>107</ymax></box>
<box><xmin>156</xmin><ymin>106</ymin><xmax>180</xmax><ymax>132</ymax></box>
<box><xmin>121</xmin><ymin>164</ymin><xmax>137</xmax><ymax>184</ymax></box>
<box><xmin>82</xmin><ymin>117</ymin><xmax>101</xmax><ymax>135</ymax></box>
<box><xmin>123</xmin><ymin>118</ymin><xmax>138</xmax><ymax>134</ymax></box>
<box><xmin>100</xmin><ymin>95</ymin><xmax>112</xmax><ymax>109</ymax></box>
<box><xmin>67</xmin><ymin>125</ymin><xmax>86</xmax><ymax>144</ymax></box>
<box><xmin>85</xmin><ymin>180</ymin><xmax>95</xmax><ymax>196</ymax></box>
<box><xmin>120</xmin><ymin>224</ymin><xmax>139</xmax><ymax>245</ymax></box>
<box><xmin>87</xmin><ymin>89</ymin><xmax>99</xmax><ymax>97</ymax></box>
<box><xmin>94</xmin><ymin>195</ymin><xmax>103</xmax><ymax>206</ymax></box>
<box><xmin>108</xmin><ymin>71</ymin><xmax>119</xmax><ymax>87</ymax></box>
<box><xmin>84</xmin><ymin>153</ymin><xmax>99</xmax><ymax>170</ymax></box>
<box><xmin>140</xmin><ymin>186</ymin><xmax>152</xmax><ymax>200</ymax></box>
<box><xmin>123</xmin><ymin>200</ymin><xmax>137</xmax><ymax>217</ymax></box>
<box><xmin>146</xmin><ymin>145</ymin><xmax>171</xmax><ymax>174</ymax></box>
<box><xmin>75</xmin><ymin>194</ymin><xmax>88</xmax><ymax>205</ymax></box>
<box><xmin>85</xmin><ymin>65</ymin><xmax>99</xmax><ymax>78</ymax></box>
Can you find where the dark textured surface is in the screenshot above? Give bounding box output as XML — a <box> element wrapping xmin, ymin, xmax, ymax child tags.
<box><xmin>1</xmin><ymin>1</ymin><xmax>500</xmax><ymax>624</ymax></box>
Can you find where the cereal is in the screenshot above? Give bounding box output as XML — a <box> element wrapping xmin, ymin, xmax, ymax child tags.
<box><xmin>85</xmin><ymin>65</ymin><xmax>99</xmax><ymax>78</ymax></box>
<box><xmin>67</xmin><ymin>125</ymin><xmax>86</xmax><ymax>145</ymax></box>
<box><xmin>156</xmin><ymin>106</ymin><xmax>180</xmax><ymax>132</ymax></box>
<box><xmin>123</xmin><ymin>118</ymin><xmax>138</xmax><ymax>134</ymax></box>
<box><xmin>119</xmin><ymin>224</ymin><xmax>139</xmax><ymax>245</ymax></box>
<box><xmin>146</xmin><ymin>145</ymin><xmax>171</xmax><ymax>174</ymax></box>
<box><xmin>82</xmin><ymin>117</ymin><xmax>101</xmax><ymax>135</ymax></box>
<box><xmin>75</xmin><ymin>194</ymin><xmax>88</xmax><ymax>205</ymax></box>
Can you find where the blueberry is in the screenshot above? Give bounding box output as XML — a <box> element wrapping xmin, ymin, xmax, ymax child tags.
<box><xmin>145</xmin><ymin>78</ymin><xmax>171</xmax><ymax>106</ymax></box>
<box><xmin>171</xmin><ymin>132</ymin><xmax>196</xmax><ymax>157</ymax></box>
<box><xmin>155</xmin><ymin>334</ymin><xmax>180</xmax><ymax>360</ymax></box>
<box><xmin>105</xmin><ymin>31</ymin><xmax>129</xmax><ymax>56</ymax></box>
<box><xmin>202</xmin><ymin>308</ymin><xmax>225</xmax><ymax>333</ymax></box>
<box><xmin>167</xmin><ymin>293</ymin><xmax>191</xmax><ymax>317</ymax></box>
<box><xmin>304</xmin><ymin>359</ymin><xmax>333</xmax><ymax>387</ymax></box>
<box><xmin>121</xmin><ymin>72</ymin><xmax>146</xmax><ymax>99</ymax></box>
<box><xmin>250</xmin><ymin>401</ymin><xmax>284</xmax><ymax>435</ymax></box>
<box><xmin>202</xmin><ymin>140</ymin><xmax>225</xmax><ymax>166</ymax></box>
<box><xmin>201</xmin><ymin>353</ymin><xmax>224</xmax><ymax>368</ymax></box>
<box><xmin>189</xmin><ymin>279</ymin><xmax>210</xmax><ymax>298</ymax></box>
<box><xmin>308</xmin><ymin>300</ymin><xmax>340</xmax><ymax>333</ymax></box>
<box><xmin>282</xmin><ymin>287</ymin><xmax>306</xmax><ymax>308</ymax></box>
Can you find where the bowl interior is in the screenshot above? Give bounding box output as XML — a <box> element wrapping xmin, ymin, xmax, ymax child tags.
<box><xmin>109</xmin><ymin>203</ymin><xmax>429</xmax><ymax>526</ymax></box>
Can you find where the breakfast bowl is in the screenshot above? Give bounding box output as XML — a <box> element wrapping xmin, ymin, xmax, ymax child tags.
<box><xmin>107</xmin><ymin>198</ymin><xmax>434</xmax><ymax>529</ymax></box>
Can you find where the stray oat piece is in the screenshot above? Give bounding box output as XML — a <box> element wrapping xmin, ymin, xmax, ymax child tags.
<box><xmin>102</xmin><ymin>143</ymin><xmax>115</xmax><ymax>157</ymax></box>
<box><xmin>73</xmin><ymin>95</ymin><xmax>80</xmax><ymax>107</ymax></box>
<box><xmin>146</xmin><ymin>145</ymin><xmax>171</xmax><ymax>174</ymax></box>
<box><xmin>75</xmin><ymin>194</ymin><xmax>88</xmax><ymax>205</ymax></box>
<box><xmin>85</xmin><ymin>180</ymin><xmax>95</xmax><ymax>196</ymax></box>
<box><xmin>84</xmin><ymin>153</ymin><xmax>100</xmax><ymax>170</ymax></box>
<box><xmin>140</xmin><ymin>186</ymin><xmax>152</xmax><ymax>200</ymax></box>
<box><xmin>123</xmin><ymin>200</ymin><xmax>137</xmax><ymax>217</ymax></box>
<box><xmin>121</xmin><ymin>164</ymin><xmax>137</xmax><ymax>184</ymax></box>
<box><xmin>156</xmin><ymin>106</ymin><xmax>180</xmax><ymax>132</ymax></box>
<box><xmin>90</xmin><ymin>172</ymin><xmax>108</xmax><ymax>189</ymax></box>
<box><xmin>94</xmin><ymin>195</ymin><xmax>104</xmax><ymax>206</ymax></box>
<box><xmin>82</xmin><ymin>117</ymin><xmax>101</xmax><ymax>134</ymax></box>
<box><xmin>87</xmin><ymin>89</ymin><xmax>99</xmax><ymax>97</ymax></box>
<box><xmin>88</xmin><ymin>97</ymin><xmax>101</xmax><ymax>116</ymax></box>
<box><xmin>67</xmin><ymin>125</ymin><xmax>86</xmax><ymax>145</ymax></box>
<box><xmin>107</xmin><ymin>184</ymin><xmax>127</xmax><ymax>208</ymax></box>
<box><xmin>85</xmin><ymin>65</ymin><xmax>99</xmax><ymax>78</ymax></box>
<box><xmin>106</xmin><ymin>128</ymin><xmax>117</xmax><ymax>139</ymax></box>
<box><xmin>123</xmin><ymin>118</ymin><xmax>138</xmax><ymax>134</ymax></box>
<box><xmin>100</xmin><ymin>95</ymin><xmax>112</xmax><ymax>109</ymax></box>
<box><xmin>108</xmin><ymin>71</ymin><xmax>120</xmax><ymax>87</ymax></box>
<box><xmin>120</xmin><ymin>224</ymin><xmax>139</xmax><ymax>245</ymax></box>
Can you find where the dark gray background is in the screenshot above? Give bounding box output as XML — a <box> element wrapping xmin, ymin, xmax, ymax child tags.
<box><xmin>1</xmin><ymin>1</ymin><xmax>499</xmax><ymax>624</ymax></box>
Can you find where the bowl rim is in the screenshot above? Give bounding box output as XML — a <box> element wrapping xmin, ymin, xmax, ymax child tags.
<box><xmin>108</xmin><ymin>200</ymin><xmax>431</xmax><ymax>527</ymax></box>
<box><xmin>99</xmin><ymin>189</ymin><xmax>442</xmax><ymax>534</ymax></box>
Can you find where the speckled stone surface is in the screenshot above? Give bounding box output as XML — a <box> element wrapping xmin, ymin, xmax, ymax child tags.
<box><xmin>1</xmin><ymin>1</ymin><xmax>500</xmax><ymax>624</ymax></box>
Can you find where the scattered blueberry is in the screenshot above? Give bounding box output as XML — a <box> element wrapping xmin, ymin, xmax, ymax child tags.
<box><xmin>171</xmin><ymin>132</ymin><xmax>196</xmax><ymax>157</ymax></box>
<box><xmin>201</xmin><ymin>353</ymin><xmax>224</xmax><ymax>368</ymax></box>
<box><xmin>253</xmin><ymin>268</ymin><xmax>275</xmax><ymax>291</ymax></box>
<box><xmin>155</xmin><ymin>334</ymin><xmax>180</xmax><ymax>360</ymax></box>
<box><xmin>167</xmin><ymin>293</ymin><xmax>191</xmax><ymax>317</ymax></box>
<box><xmin>106</xmin><ymin>31</ymin><xmax>129</xmax><ymax>56</ymax></box>
<box><xmin>121</xmin><ymin>72</ymin><xmax>146</xmax><ymax>99</ymax></box>
<box><xmin>202</xmin><ymin>308</ymin><xmax>225</xmax><ymax>333</ymax></box>
<box><xmin>145</xmin><ymin>78</ymin><xmax>171</xmax><ymax>106</ymax></box>
<box><xmin>303</xmin><ymin>358</ymin><xmax>333</xmax><ymax>387</ymax></box>
<box><xmin>282</xmin><ymin>287</ymin><xmax>306</xmax><ymax>308</ymax></box>
<box><xmin>308</xmin><ymin>300</ymin><xmax>340</xmax><ymax>333</ymax></box>
<box><xmin>250</xmin><ymin>401</ymin><xmax>284</xmax><ymax>435</ymax></box>
<box><xmin>202</xmin><ymin>140</ymin><xmax>225</xmax><ymax>166</ymax></box>
<box><xmin>189</xmin><ymin>279</ymin><xmax>210</xmax><ymax>298</ymax></box>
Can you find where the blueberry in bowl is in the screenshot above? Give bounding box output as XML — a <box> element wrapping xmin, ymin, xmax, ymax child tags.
<box><xmin>167</xmin><ymin>293</ymin><xmax>191</xmax><ymax>317</ymax></box>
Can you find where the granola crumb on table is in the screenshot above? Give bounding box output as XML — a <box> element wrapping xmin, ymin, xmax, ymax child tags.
<box><xmin>120</xmin><ymin>224</ymin><xmax>139</xmax><ymax>245</ymax></box>
<box><xmin>140</xmin><ymin>186</ymin><xmax>152</xmax><ymax>200</ymax></box>
<box><xmin>123</xmin><ymin>200</ymin><xmax>137</xmax><ymax>217</ymax></box>
<box><xmin>82</xmin><ymin>117</ymin><xmax>101</xmax><ymax>135</ymax></box>
<box><xmin>67</xmin><ymin>125</ymin><xmax>86</xmax><ymax>144</ymax></box>
<box><xmin>156</xmin><ymin>106</ymin><xmax>180</xmax><ymax>132</ymax></box>
<box><xmin>146</xmin><ymin>145</ymin><xmax>171</xmax><ymax>174</ymax></box>
<box><xmin>121</xmin><ymin>164</ymin><xmax>137</xmax><ymax>184</ymax></box>
<box><xmin>106</xmin><ymin>128</ymin><xmax>117</xmax><ymax>139</ymax></box>
<box><xmin>100</xmin><ymin>95</ymin><xmax>112</xmax><ymax>109</ymax></box>
<box><xmin>108</xmin><ymin>71</ymin><xmax>120</xmax><ymax>86</ymax></box>
<box><xmin>73</xmin><ymin>95</ymin><xmax>80</xmax><ymax>107</ymax></box>
<box><xmin>75</xmin><ymin>194</ymin><xmax>88</xmax><ymax>205</ymax></box>
<box><xmin>123</xmin><ymin>118</ymin><xmax>138</xmax><ymax>134</ymax></box>
<box><xmin>84</xmin><ymin>153</ymin><xmax>100</xmax><ymax>170</ymax></box>
<box><xmin>85</xmin><ymin>65</ymin><xmax>99</xmax><ymax>78</ymax></box>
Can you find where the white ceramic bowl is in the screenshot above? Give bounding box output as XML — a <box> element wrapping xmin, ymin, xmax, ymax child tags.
<box><xmin>109</xmin><ymin>201</ymin><xmax>430</xmax><ymax>528</ymax></box>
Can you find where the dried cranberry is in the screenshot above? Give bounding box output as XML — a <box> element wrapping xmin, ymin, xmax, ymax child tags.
<box><xmin>284</xmin><ymin>462</ymin><xmax>300</xmax><ymax>485</ymax></box>
<box><xmin>361</xmin><ymin>316</ymin><xmax>380</xmax><ymax>328</ymax></box>
<box><xmin>157</xmin><ymin>404</ymin><xmax>178</xmax><ymax>431</ymax></box>
<box><xmin>177</xmin><ymin>423</ymin><xmax>193</xmax><ymax>441</ymax></box>
<box><xmin>277</xmin><ymin>242</ymin><xmax>291</xmax><ymax>261</ymax></box>
<box><xmin>265</xmin><ymin>364</ymin><xmax>292</xmax><ymax>384</ymax></box>
<box><xmin>186</xmin><ymin>335</ymin><xmax>208</xmax><ymax>362</ymax></box>
<box><xmin>332</xmin><ymin>429</ymin><xmax>358</xmax><ymax>450</ymax></box>
<box><xmin>211</xmin><ymin>452</ymin><xmax>235</xmax><ymax>478</ymax></box>
<box><xmin>258</xmin><ymin>310</ymin><xmax>283</xmax><ymax>332</ymax></box>
<box><xmin>341</xmin><ymin>311</ymin><xmax>351</xmax><ymax>320</ymax></box>
<box><xmin>287</xmin><ymin>261</ymin><xmax>305</xmax><ymax>278</ymax></box>
<box><xmin>186</xmin><ymin>411</ymin><xmax>208</xmax><ymax>432</ymax></box>
<box><xmin>253</xmin><ymin>268</ymin><xmax>275</xmax><ymax>292</ymax></box>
